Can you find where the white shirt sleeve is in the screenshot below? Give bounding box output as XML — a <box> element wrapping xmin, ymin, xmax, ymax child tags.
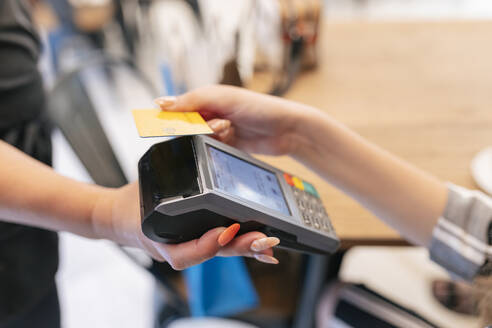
<box><xmin>429</xmin><ymin>184</ymin><xmax>492</xmax><ymax>281</ymax></box>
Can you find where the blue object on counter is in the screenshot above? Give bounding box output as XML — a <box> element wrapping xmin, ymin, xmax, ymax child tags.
<box><xmin>184</xmin><ymin>257</ymin><xmax>259</xmax><ymax>317</ymax></box>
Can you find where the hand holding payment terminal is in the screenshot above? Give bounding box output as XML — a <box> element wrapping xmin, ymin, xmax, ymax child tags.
<box><xmin>138</xmin><ymin>135</ymin><xmax>339</xmax><ymax>254</ymax></box>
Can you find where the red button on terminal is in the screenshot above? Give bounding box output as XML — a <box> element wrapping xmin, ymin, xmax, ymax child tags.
<box><xmin>284</xmin><ymin>173</ymin><xmax>294</xmax><ymax>186</ymax></box>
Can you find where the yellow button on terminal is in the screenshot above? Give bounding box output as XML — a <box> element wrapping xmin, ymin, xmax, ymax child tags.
<box><xmin>292</xmin><ymin>176</ymin><xmax>304</xmax><ymax>190</ymax></box>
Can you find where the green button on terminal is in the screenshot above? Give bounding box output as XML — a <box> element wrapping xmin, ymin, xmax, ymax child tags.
<box><xmin>302</xmin><ymin>181</ymin><xmax>319</xmax><ymax>197</ymax></box>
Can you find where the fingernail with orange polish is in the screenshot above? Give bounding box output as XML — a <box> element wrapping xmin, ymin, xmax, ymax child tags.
<box><xmin>218</xmin><ymin>223</ymin><xmax>240</xmax><ymax>246</ymax></box>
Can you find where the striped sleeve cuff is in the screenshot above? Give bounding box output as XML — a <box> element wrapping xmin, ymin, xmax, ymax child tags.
<box><xmin>429</xmin><ymin>183</ymin><xmax>492</xmax><ymax>281</ymax></box>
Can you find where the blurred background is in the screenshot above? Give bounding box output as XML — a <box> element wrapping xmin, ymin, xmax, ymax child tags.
<box><xmin>31</xmin><ymin>0</ymin><xmax>492</xmax><ymax>327</ymax></box>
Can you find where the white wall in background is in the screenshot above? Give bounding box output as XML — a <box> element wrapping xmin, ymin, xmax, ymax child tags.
<box><xmin>324</xmin><ymin>0</ymin><xmax>492</xmax><ymax>21</ymax></box>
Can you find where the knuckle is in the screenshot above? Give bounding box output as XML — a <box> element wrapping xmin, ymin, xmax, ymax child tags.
<box><xmin>204</xmin><ymin>251</ymin><xmax>216</xmax><ymax>261</ymax></box>
<box><xmin>196</xmin><ymin>85</ymin><xmax>221</xmax><ymax>99</ymax></box>
<box><xmin>200</xmin><ymin>84</ymin><xmax>219</xmax><ymax>93</ymax></box>
<box><xmin>196</xmin><ymin>239</ymin><xmax>217</xmax><ymax>260</ymax></box>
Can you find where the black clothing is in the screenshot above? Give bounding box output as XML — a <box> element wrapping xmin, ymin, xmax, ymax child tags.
<box><xmin>0</xmin><ymin>284</ymin><xmax>60</xmax><ymax>328</ymax></box>
<box><xmin>0</xmin><ymin>0</ymin><xmax>59</xmax><ymax>325</ymax></box>
<box><xmin>0</xmin><ymin>0</ymin><xmax>46</xmax><ymax>129</ymax></box>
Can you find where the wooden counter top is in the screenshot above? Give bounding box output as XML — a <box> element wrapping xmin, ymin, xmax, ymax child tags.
<box><xmin>255</xmin><ymin>20</ymin><xmax>492</xmax><ymax>246</ymax></box>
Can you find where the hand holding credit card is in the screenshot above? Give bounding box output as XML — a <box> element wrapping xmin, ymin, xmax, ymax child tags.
<box><xmin>132</xmin><ymin>109</ymin><xmax>213</xmax><ymax>137</ymax></box>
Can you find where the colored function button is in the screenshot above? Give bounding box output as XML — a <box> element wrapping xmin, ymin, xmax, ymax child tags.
<box><xmin>302</xmin><ymin>181</ymin><xmax>319</xmax><ymax>197</ymax></box>
<box><xmin>283</xmin><ymin>173</ymin><xmax>294</xmax><ymax>186</ymax></box>
<box><xmin>292</xmin><ymin>176</ymin><xmax>304</xmax><ymax>190</ymax></box>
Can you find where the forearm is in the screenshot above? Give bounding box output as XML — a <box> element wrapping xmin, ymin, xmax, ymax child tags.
<box><xmin>0</xmin><ymin>140</ymin><xmax>110</xmax><ymax>239</ymax></box>
<box><xmin>292</xmin><ymin>109</ymin><xmax>448</xmax><ymax>246</ymax></box>
<box><xmin>0</xmin><ymin>139</ymin><xmax>278</xmax><ymax>267</ymax></box>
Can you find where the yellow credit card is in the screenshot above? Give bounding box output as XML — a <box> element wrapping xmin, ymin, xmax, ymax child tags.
<box><xmin>132</xmin><ymin>109</ymin><xmax>213</xmax><ymax>137</ymax></box>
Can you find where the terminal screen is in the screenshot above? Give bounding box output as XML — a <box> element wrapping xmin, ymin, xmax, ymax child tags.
<box><xmin>207</xmin><ymin>146</ymin><xmax>290</xmax><ymax>216</ymax></box>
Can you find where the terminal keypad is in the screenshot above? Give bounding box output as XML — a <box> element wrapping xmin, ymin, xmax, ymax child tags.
<box><xmin>284</xmin><ymin>173</ymin><xmax>335</xmax><ymax>235</ymax></box>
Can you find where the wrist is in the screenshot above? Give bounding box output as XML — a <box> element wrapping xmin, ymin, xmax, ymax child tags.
<box><xmin>91</xmin><ymin>183</ymin><xmax>143</xmax><ymax>248</ymax></box>
<box><xmin>90</xmin><ymin>186</ymin><xmax>120</xmax><ymax>242</ymax></box>
<box><xmin>290</xmin><ymin>105</ymin><xmax>337</xmax><ymax>159</ymax></box>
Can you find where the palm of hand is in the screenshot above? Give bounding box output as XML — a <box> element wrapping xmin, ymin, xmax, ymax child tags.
<box><xmin>203</xmin><ymin>96</ymin><xmax>302</xmax><ymax>156</ymax></box>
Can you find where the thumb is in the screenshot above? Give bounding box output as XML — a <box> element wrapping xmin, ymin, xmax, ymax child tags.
<box><xmin>154</xmin><ymin>94</ymin><xmax>194</xmax><ymax>112</ymax></box>
<box><xmin>154</xmin><ymin>86</ymin><xmax>240</xmax><ymax>116</ymax></box>
<box><xmin>160</xmin><ymin>226</ymin><xmax>226</xmax><ymax>270</ymax></box>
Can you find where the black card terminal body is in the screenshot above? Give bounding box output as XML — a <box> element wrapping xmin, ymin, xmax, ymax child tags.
<box><xmin>138</xmin><ymin>135</ymin><xmax>339</xmax><ymax>254</ymax></box>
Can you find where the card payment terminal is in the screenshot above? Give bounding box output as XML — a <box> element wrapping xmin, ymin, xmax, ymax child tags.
<box><xmin>138</xmin><ymin>135</ymin><xmax>339</xmax><ymax>254</ymax></box>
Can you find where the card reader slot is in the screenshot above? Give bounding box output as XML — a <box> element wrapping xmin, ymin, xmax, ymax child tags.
<box><xmin>151</xmin><ymin>209</ymin><xmax>235</xmax><ymax>243</ymax></box>
<box><xmin>138</xmin><ymin>137</ymin><xmax>201</xmax><ymax>218</ymax></box>
<box><xmin>260</xmin><ymin>227</ymin><xmax>326</xmax><ymax>254</ymax></box>
<box><xmin>262</xmin><ymin>227</ymin><xmax>298</xmax><ymax>243</ymax></box>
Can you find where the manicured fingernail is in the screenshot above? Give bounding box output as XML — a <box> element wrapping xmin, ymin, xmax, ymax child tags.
<box><xmin>154</xmin><ymin>96</ymin><xmax>177</xmax><ymax>108</ymax></box>
<box><xmin>250</xmin><ymin>237</ymin><xmax>280</xmax><ymax>252</ymax></box>
<box><xmin>221</xmin><ymin>120</ymin><xmax>231</xmax><ymax>129</ymax></box>
<box><xmin>218</xmin><ymin>223</ymin><xmax>240</xmax><ymax>246</ymax></box>
<box><xmin>208</xmin><ymin>120</ymin><xmax>221</xmax><ymax>131</ymax></box>
<box><xmin>254</xmin><ymin>254</ymin><xmax>279</xmax><ymax>265</ymax></box>
<box><xmin>209</xmin><ymin>119</ymin><xmax>229</xmax><ymax>131</ymax></box>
